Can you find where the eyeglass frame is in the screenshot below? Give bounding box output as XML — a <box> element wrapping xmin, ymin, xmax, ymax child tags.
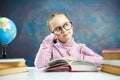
<box><xmin>51</xmin><ymin>22</ymin><xmax>72</xmax><ymax>35</ymax></box>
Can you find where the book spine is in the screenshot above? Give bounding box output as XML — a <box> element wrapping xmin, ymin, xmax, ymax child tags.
<box><xmin>0</xmin><ymin>67</ymin><xmax>28</xmax><ymax>76</ymax></box>
<box><xmin>0</xmin><ymin>61</ymin><xmax>26</xmax><ymax>70</ymax></box>
<box><xmin>101</xmin><ymin>64</ymin><xmax>120</xmax><ymax>76</ymax></box>
<box><xmin>102</xmin><ymin>53</ymin><xmax>120</xmax><ymax>60</ymax></box>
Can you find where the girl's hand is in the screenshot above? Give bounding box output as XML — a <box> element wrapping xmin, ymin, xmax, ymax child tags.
<box><xmin>62</xmin><ymin>56</ymin><xmax>74</xmax><ymax>61</ymax></box>
<box><xmin>50</xmin><ymin>33</ymin><xmax>57</xmax><ymax>40</ymax></box>
<box><xmin>51</xmin><ymin>33</ymin><xmax>58</xmax><ymax>43</ymax></box>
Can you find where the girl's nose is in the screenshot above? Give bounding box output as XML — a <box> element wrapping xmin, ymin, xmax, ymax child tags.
<box><xmin>61</xmin><ymin>27</ymin><xmax>66</xmax><ymax>33</ymax></box>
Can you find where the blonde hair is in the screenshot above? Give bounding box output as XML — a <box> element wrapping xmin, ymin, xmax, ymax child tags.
<box><xmin>47</xmin><ymin>12</ymin><xmax>71</xmax><ymax>31</ymax></box>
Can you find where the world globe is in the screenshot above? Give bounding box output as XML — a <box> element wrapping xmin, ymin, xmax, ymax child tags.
<box><xmin>0</xmin><ymin>17</ymin><xmax>17</xmax><ymax>45</ymax></box>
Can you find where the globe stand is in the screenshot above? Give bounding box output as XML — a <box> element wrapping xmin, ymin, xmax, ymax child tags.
<box><xmin>0</xmin><ymin>44</ymin><xmax>7</xmax><ymax>59</ymax></box>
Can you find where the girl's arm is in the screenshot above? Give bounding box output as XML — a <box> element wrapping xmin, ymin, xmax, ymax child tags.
<box><xmin>81</xmin><ymin>44</ymin><xmax>103</xmax><ymax>67</ymax></box>
<box><xmin>34</xmin><ymin>34</ymin><xmax>55</xmax><ymax>68</ymax></box>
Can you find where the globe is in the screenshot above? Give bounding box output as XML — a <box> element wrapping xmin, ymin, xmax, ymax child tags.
<box><xmin>0</xmin><ymin>17</ymin><xmax>17</xmax><ymax>45</ymax></box>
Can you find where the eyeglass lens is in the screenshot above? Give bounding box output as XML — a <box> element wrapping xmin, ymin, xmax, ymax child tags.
<box><xmin>53</xmin><ymin>22</ymin><xmax>72</xmax><ymax>35</ymax></box>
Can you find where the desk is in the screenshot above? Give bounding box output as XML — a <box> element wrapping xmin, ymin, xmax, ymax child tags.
<box><xmin>0</xmin><ymin>67</ymin><xmax>120</xmax><ymax>80</ymax></box>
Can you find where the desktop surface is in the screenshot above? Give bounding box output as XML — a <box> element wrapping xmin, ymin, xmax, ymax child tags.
<box><xmin>0</xmin><ymin>67</ymin><xmax>120</xmax><ymax>80</ymax></box>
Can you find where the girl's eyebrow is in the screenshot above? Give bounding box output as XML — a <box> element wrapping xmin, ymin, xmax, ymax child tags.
<box><xmin>55</xmin><ymin>22</ymin><xmax>69</xmax><ymax>28</ymax></box>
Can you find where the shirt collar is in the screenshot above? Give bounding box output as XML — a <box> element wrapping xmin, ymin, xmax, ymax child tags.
<box><xmin>56</xmin><ymin>38</ymin><xmax>75</xmax><ymax>48</ymax></box>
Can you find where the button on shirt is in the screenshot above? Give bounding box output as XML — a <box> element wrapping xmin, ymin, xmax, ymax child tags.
<box><xmin>34</xmin><ymin>34</ymin><xmax>103</xmax><ymax>68</ymax></box>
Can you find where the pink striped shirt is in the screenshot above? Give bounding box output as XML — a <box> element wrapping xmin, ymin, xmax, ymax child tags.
<box><xmin>34</xmin><ymin>34</ymin><xmax>103</xmax><ymax>68</ymax></box>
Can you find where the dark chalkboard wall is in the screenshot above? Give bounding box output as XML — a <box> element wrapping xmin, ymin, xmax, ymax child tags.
<box><xmin>0</xmin><ymin>0</ymin><xmax>120</xmax><ymax>66</ymax></box>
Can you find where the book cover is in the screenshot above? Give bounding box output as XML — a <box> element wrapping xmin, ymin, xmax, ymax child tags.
<box><xmin>0</xmin><ymin>67</ymin><xmax>28</xmax><ymax>76</ymax></box>
<box><xmin>102</xmin><ymin>54</ymin><xmax>120</xmax><ymax>60</ymax></box>
<box><xmin>102</xmin><ymin>48</ymin><xmax>120</xmax><ymax>60</ymax></box>
<box><xmin>44</xmin><ymin>59</ymin><xmax>98</xmax><ymax>72</ymax></box>
<box><xmin>101</xmin><ymin>64</ymin><xmax>120</xmax><ymax>76</ymax></box>
<box><xmin>44</xmin><ymin>64</ymin><xmax>70</xmax><ymax>72</ymax></box>
<box><xmin>0</xmin><ymin>58</ymin><xmax>27</xmax><ymax>69</ymax></box>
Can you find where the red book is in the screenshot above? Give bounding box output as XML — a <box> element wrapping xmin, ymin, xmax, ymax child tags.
<box><xmin>44</xmin><ymin>59</ymin><xmax>98</xmax><ymax>72</ymax></box>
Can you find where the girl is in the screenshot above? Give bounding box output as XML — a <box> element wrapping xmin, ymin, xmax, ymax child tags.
<box><xmin>34</xmin><ymin>12</ymin><xmax>103</xmax><ymax>69</ymax></box>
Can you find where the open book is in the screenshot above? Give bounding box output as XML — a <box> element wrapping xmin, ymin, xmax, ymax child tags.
<box><xmin>44</xmin><ymin>59</ymin><xmax>98</xmax><ymax>72</ymax></box>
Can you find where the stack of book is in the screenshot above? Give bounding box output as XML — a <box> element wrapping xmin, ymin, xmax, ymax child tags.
<box><xmin>101</xmin><ymin>48</ymin><xmax>120</xmax><ymax>75</ymax></box>
<box><xmin>0</xmin><ymin>58</ymin><xmax>28</xmax><ymax>76</ymax></box>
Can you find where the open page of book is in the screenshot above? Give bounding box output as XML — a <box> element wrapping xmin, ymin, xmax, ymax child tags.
<box><xmin>47</xmin><ymin>59</ymin><xmax>68</xmax><ymax>67</ymax></box>
<box><xmin>69</xmin><ymin>60</ymin><xmax>98</xmax><ymax>72</ymax></box>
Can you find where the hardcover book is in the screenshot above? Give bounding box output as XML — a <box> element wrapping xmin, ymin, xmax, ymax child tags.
<box><xmin>0</xmin><ymin>67</ymin><xmax>28</xmax><ymax>76</ymax></box>
<box><xmin>0</xmin><ymin>58</ymin><xmax>26</xmax><ymax>69</ymax></box>
<box><xmin>101</xmin><ymin>64</ymin><xmax>120</xmax><ymax>76</ymax></box>
<box><xmin>102</xmin><ymin>48</ymin><xmax>120</xmax><ymax>60</ymax></box>
<box><xmin>44</xmin><ymin>59</ymin><xmax>98</xmax><ymax>72</ymax></box>
<box><xmin>0</xmin><ymin>58</ymin><xmax>28</xmax><ymax>76</ymax></box>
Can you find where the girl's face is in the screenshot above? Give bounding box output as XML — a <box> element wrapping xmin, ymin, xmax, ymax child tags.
<box><xmin>49</xmin><ymin>14</ymin><xmax>73</xmax><ymax>43</ymax></box>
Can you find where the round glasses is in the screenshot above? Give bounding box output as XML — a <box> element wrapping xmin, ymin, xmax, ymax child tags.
<box><xmin>52</xmin><ymin>22</ymin><xmax>72</xmax><ymax>35</ymax></box>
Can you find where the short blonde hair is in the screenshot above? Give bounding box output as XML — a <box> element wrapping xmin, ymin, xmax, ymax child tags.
<box><xmin>47</xmin><ymin>12</ymin><xmax>71</xmax><ymax>32</ymax></box>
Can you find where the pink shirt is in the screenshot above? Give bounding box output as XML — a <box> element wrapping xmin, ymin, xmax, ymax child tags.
<box><xmin>34</xmin><ymin>34</ymin><xmax>103</xmax><ymax>68</ymax></box>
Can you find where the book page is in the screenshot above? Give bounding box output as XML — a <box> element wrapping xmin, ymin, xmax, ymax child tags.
<box><xmin>69</xmin><ymin>60</ymin><xmax>98</xmax><ymax>71</ymax></box>
<box><xmin>48</xmin><ymin>58</ymin><xmax>68</xmax><ymax>67</ymax></box>
<box><xmin>0</xmin><ymin>58</ymin><xmax>25</xmax><ymax>62</ymax></box>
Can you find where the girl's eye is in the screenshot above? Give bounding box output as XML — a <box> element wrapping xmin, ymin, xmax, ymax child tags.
<box><xmin>64</xmin><ymin>23</ymin><xmax>68</xmax><ymax>26</ymax></box>
<box><xmin>55</xmin><ymin>27</ymin><xmax>61</xmax><ymax>31</ymax></box>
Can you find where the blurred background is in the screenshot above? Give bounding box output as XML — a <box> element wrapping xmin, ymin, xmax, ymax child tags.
<box><xmin>0</xmin><ymin>0</ymin><xmax>120</xmax><ymax>66</ymax></box>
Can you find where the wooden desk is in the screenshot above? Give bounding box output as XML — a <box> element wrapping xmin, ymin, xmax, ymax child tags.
<box><xmin>0</xmin><ymin>67</ymin><xmax>120</xmax><ymax>80</ymax></box>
